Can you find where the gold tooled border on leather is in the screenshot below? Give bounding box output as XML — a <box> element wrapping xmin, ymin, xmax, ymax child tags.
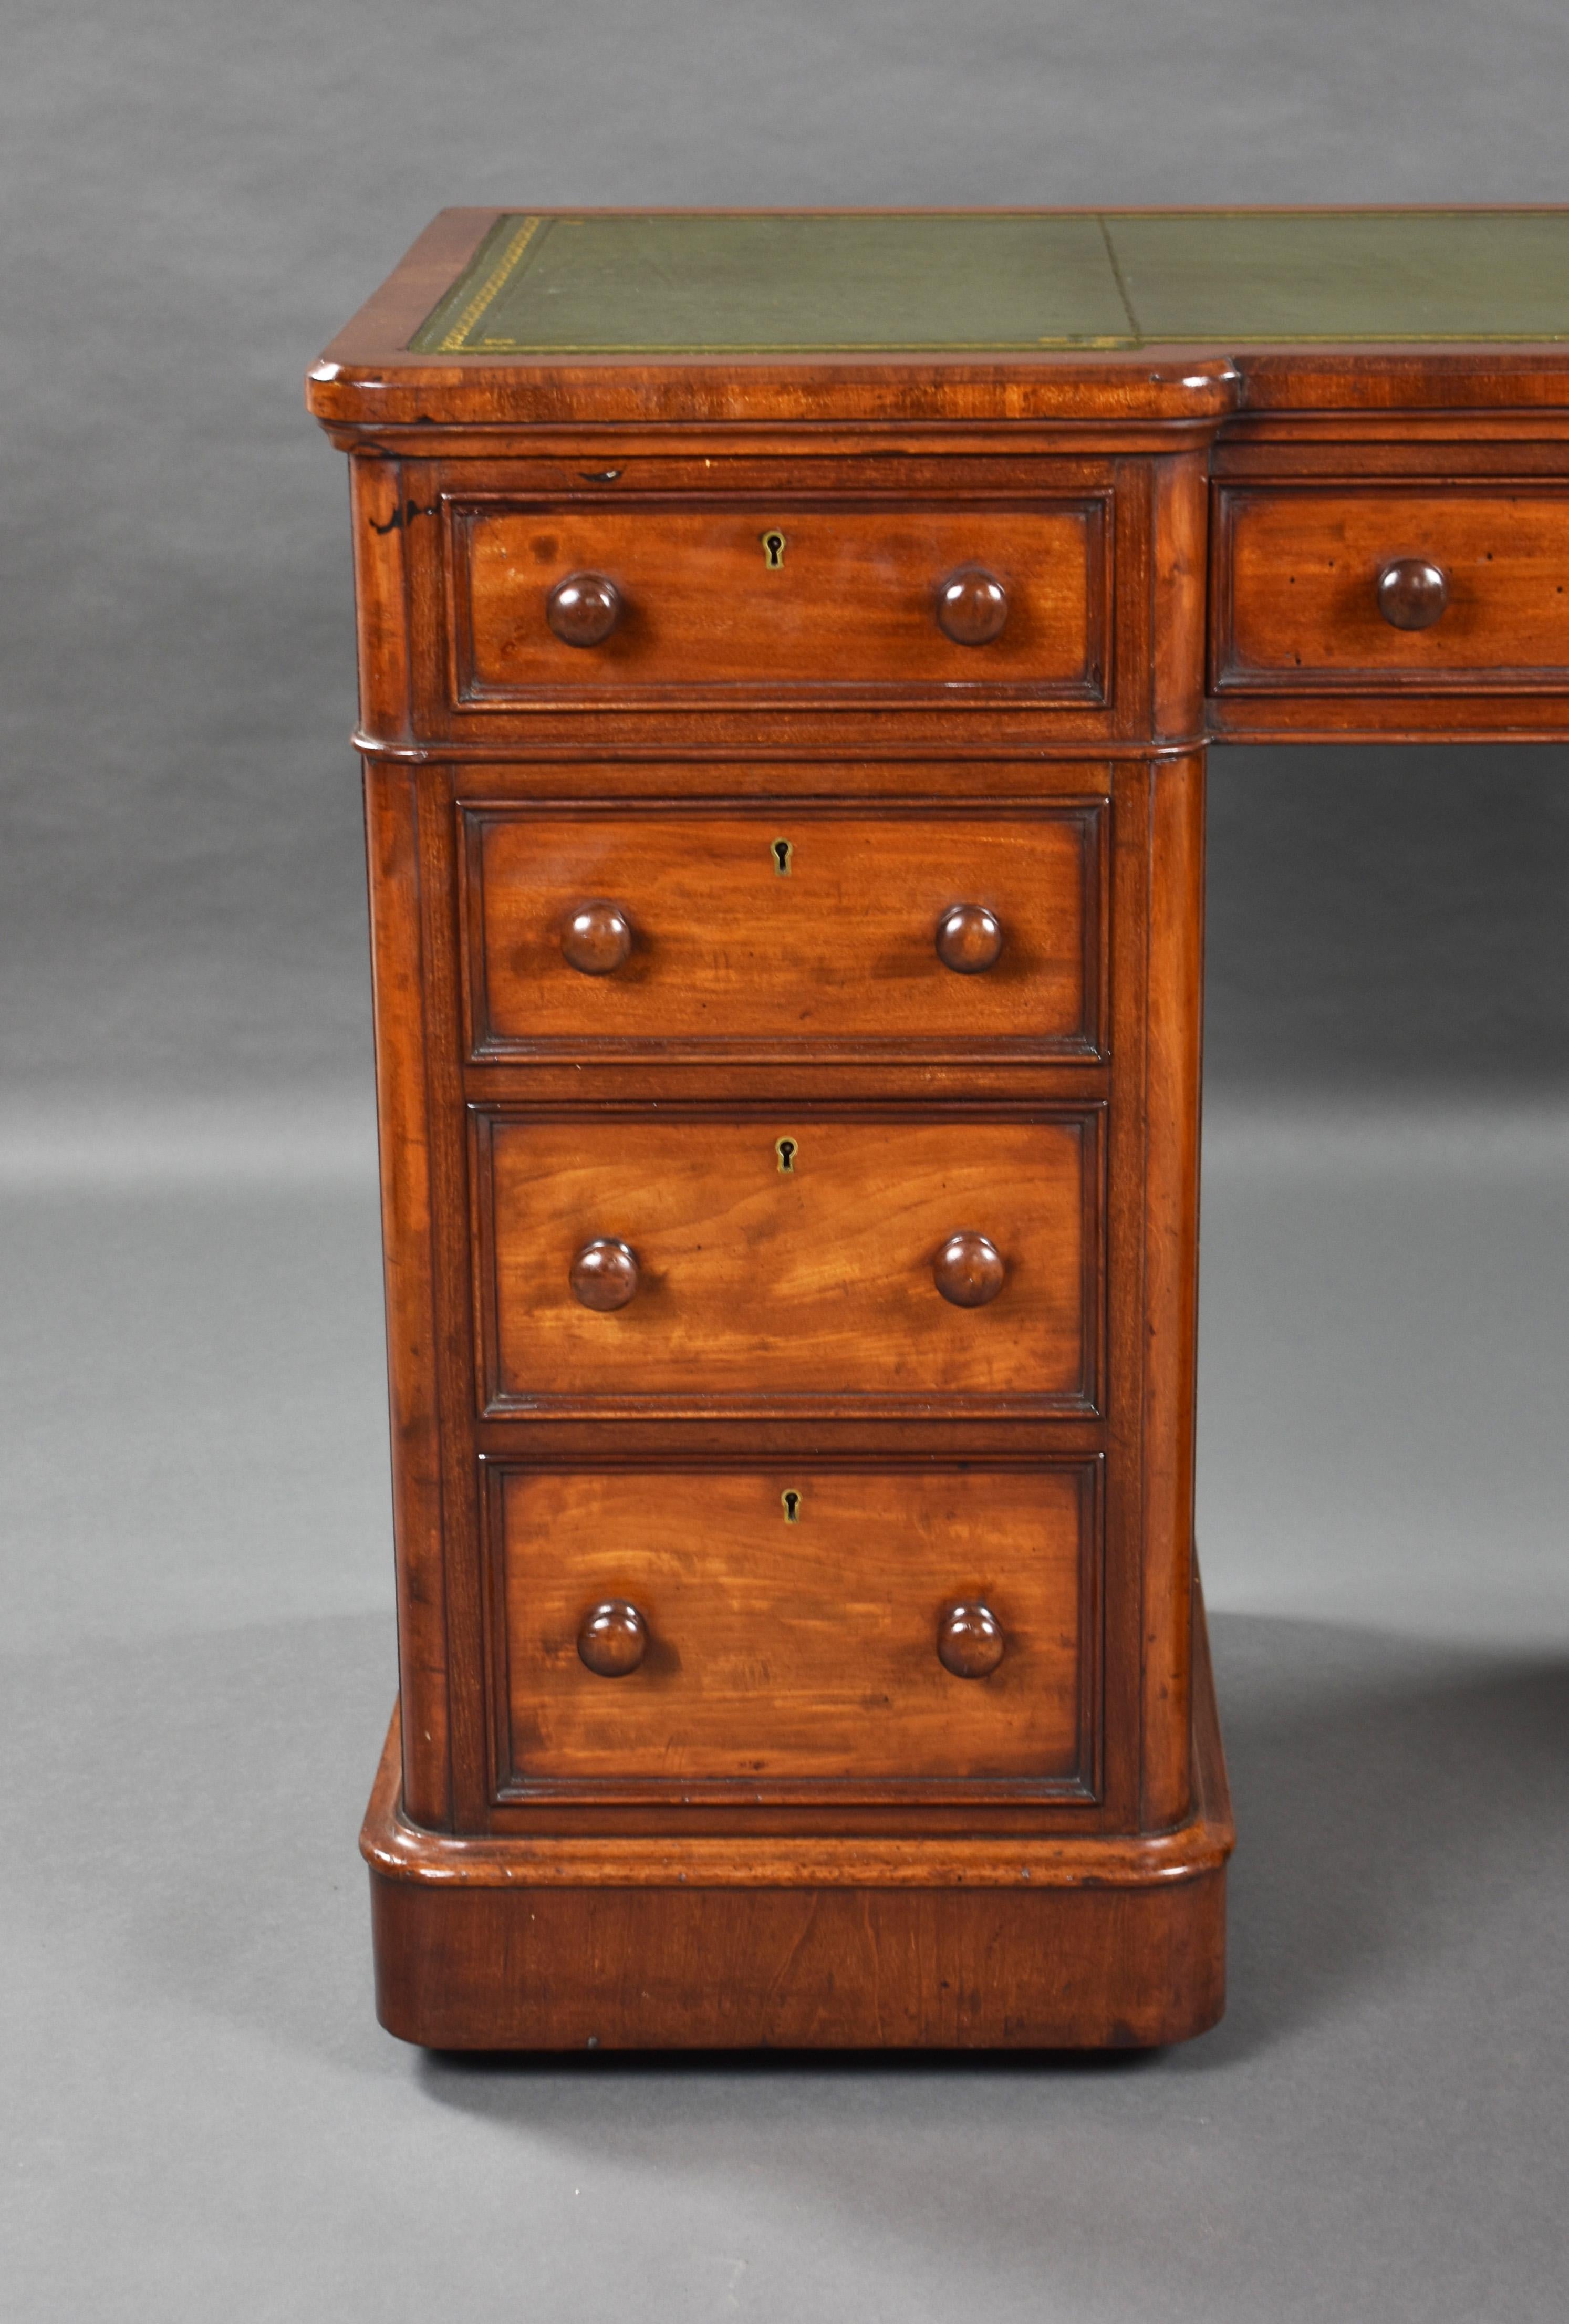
<box><xmin>425</xmin><ymin>214</ymin><xmax>544</xmax><ymax>352</ymax></box>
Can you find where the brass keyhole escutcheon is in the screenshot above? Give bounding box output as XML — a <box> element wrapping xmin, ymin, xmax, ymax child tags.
<box><xmin>772</xmin><ymin>837</ymin><xmax>793</xmax><ymax>875</ymax></box>
<box><xmin>781</xmin><ymin>1489</ymin><xmax>802</xmax><ymax>1523</ymax></box>
<box><xmin>775</xmin><ymin>1136</ymin><xmax>798</xmax><ymax>1174</ymax></box>
<box><xmin>761</xmin><ymin>528</ymin><xmax>787</xmax><ymax>568</ymax></box>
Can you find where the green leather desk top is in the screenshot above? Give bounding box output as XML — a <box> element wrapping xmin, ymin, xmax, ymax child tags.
<box><xmin>410</xmin><ymin>211</ymin><xmax>1569</xmax><ymax>355</ymax></box>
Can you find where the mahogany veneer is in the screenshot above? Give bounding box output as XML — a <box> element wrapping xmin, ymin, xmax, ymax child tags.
<box><xmin>492</xmin><ymin>1462</ymin><xmax>1094</xmax><ymax>1793</ymax></box>
<box><xmin>475</xmin><ymin>1106</ymin><xmax>1099</xmax><ymax>1414</ymax></box>
<box><xmin>454</xmin><ymin>494</ymin><xmax>1105</xmax><ymax>702</ymax></box>
<box><xmin>1214</xmin><ymin>485</ymin><xmax>1569</xmax><ymax>695</ymax></box>
<box><xmin>309</xmin><ymin>208</ymin><xmax>1569</xmax><ymax>2051</ymax></box>
<box><xmin>462</xmin><ymin>797</ymin><xmax>1104</xmax><ymax>1061</ymax></box>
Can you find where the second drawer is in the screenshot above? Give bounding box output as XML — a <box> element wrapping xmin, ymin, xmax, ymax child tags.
<box><xmin>473</xmin><ymin>1106</ymin><xmax>1102</xmax><ymax>1415</ymax></box>
<box><xmin>462</xmin><ymin>798</ymin><xmax>1106</xmax><ymax>1062</ymax></box>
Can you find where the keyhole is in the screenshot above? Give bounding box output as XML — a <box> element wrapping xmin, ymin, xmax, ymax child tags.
<box><xmin>782</xmin><ymin>1489</ymin><xmax>801</xmax><ymax>1523</ymax></box>
<box><xmin>772</xmin><ymin>837</ymin><xmax>793</xmax><ymax>876</ymax></box>
<box><xmin>775</xmin><ymin>1137</ymin><xmax>797</xmax><ymax>1174</ymax></box>
<box><xmin>761</xmin><ymin>528</ymin><xmax>786</xmax><ymax>568</ymax></box>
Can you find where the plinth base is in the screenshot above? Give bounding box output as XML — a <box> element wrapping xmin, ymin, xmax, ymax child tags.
<box><xmin>361</xmin><ymin>1606</ymin><xmax>1233</xmax><ymax>2051</ymax></box>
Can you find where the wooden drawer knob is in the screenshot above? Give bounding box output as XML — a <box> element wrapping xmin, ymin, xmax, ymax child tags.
<box><xmin>933</xmin><ymin>1231</ymin><xmax>1005</xmax><ymax>1308</ymax></box>
<box><xmin>561</xmin><ymin>900</ymin><xmax>633</xmax><ymax>975</ymax></box>
<box><xmin>570</xmin><ymin>1238</ymin><xmax>639</xmax><ymax>1311</ymax></box>
<box><xmin>547</xmin><ymin>572</ymin><xmax>622</xmax><ymax>646</ymax></box>
<box><xmin>1376</xmin><ymin>558</ymin><xmax>1449</xmax><ymax>630</ymax></box>
<box><xmin>936</xmin><ymin>902</ymin><xmax>1003</xmax><ymax>974</ymax></box>
<box><xmin>936</xmin><ymin>566</ymin><xmax>1009</xmax><ymax>646</ymax></box>
<box><xmin>937</xmin><ymin>1602</ymin><xmax>1005</xmax><ymax>1679</ymax></box>
<box><xmin>577</xmin><ymin>1600</ymin><xmax>647</xmax><ymax>1676</ymax></box>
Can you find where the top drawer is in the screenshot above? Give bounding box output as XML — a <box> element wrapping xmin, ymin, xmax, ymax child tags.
<box><xmin>1212</xmin><ymin>485</ymin><xmax>1569</xmax><ymax>694</ymax></box>
<box><xmin>445</xmin><ymin>494</ymin><xmax>1109</xmax><ymax>709</ymax></box>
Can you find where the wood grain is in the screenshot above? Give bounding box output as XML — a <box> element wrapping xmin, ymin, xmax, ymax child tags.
<box><xmin>1214</xmin><ymin>484</ymin><xmax>1569</xmax><ymax>691</ymax></box>
<box><xmin>361</xmin><ymin>766</ymin><xmax>450</xmax><ymax>1829</ymax></box>
<box><xmin>463</xmin><ymin>800</ymin><xmax>1104</xmax><ymax>1061</ymax></box>
<box><xmin>1140</xmin><ymin>753</ymin><xmax>1204</xmax><ymax>1829</ymax></box>
<box><xmin>494</xmin><ymin>1463</ymin><xmax>1092</xmax><ymax>1792</ymax></box>
<box><xmin>450</xmin><ymin>495</ymin><xmax>1106</xmax><ymax>703</ymax></box>
<box><xmin>475</xmin><ymin>1106</ymin><xmax>1100</xmax><ymax>1412</ymax></box>
<box><xmin>371</xmin><ymin>1872</ymin><xmax>1227</xmax><ymax>2049</ymax></box>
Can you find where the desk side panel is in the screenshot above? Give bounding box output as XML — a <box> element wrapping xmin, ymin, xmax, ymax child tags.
<box><xmin>363</xmin><ymin>767</ymin><xmax>452</xmax><ymax>1828</ymax></box>
<box><xmin>1139</xmin><ymin>753</ymin><xmax>1204</xmax><ymax>1830</ymax></box>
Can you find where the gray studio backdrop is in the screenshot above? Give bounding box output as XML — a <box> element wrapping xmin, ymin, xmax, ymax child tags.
<box><xmin>5</xmin><ymin>8</ymin><xmax>1568</xmax><ymax>2324</ymax></box>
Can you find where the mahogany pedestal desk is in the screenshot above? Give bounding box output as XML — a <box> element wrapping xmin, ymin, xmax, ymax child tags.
<box><xmin>308</xmin><ymin>209</ymin><xmax>1569</xmax><ymax>2048</ymax></box>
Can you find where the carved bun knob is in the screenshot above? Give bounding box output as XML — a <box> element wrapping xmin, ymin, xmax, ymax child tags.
<box><xmin>933</xmin><ymin>1231</ymin><xmax>1005</xmax><ymax>1308</ymax></box>
<box><xmin>546</xmin><ymin>572</ymin><xmax>622</xmax><ymax>646</ymax></box>
<box><xmin>1376</xmin><ymin>558</ymin><xmax>1449</xmax><ymax>631</ymax></box>
<box><xmin>936</xmin><ymin>902</ymin><xmax>1004</xmax><ymax>974</ymax></box>
<box><xmin>561</xmin><ymin>900</ymin><xmax>633</xmax><ymax>976</ymax></box>
<box><xmin>570</xmin><ymin>1238</ymin><xmax>639</xmax><ymax>1311</ymax></box>
<box><xmin>577</xmin><ymin>1600</ymin><xmax>647</xmax><ymax>1677</ymax></box>
<box><xmin>936</xmin><ymin>566</ymin><xmax>1009</xmax><ymax>646</ymax></box>
<box><xmin>937</xmin><ymin>1602</ymin><xmax>1005</xmax><ymax>1679</ymax></box>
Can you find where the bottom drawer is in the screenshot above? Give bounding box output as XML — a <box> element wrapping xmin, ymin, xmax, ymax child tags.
<box><xmin>488</xmin><ymin>1462</ymin><xmax>1098</xmax><ymax>1801</ymax></box>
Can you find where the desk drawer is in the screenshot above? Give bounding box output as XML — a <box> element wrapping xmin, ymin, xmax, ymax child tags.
<box><xmin>448</xmin><ymin>496</ymin><xmax>1107</xmax><ymax>706</ymax></box>
<box><xmin>491</xmin><ymin>1462</ymin><xmax>1096</xmax><ymax>1798</ymax></box>
<box><xmin>474</xmin><ymin>1107</ymin><xmax>1100</xmax><ymax>1416</ymax></box>
<box><xmin>463</xmin><ymin>800</ymin><xmax>1105</xmax><ymax>1062</ymax></box>
<box><xmin>1213</xmin><ymin>486</ymin><xmax>1569</xmax><ymax>693</ymax></box>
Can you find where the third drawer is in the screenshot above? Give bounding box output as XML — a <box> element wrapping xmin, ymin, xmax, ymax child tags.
<box><xmin>472</xmin><ymin>1105</ymin><xmax>1103</xmax><ymax>1415</ymax></box>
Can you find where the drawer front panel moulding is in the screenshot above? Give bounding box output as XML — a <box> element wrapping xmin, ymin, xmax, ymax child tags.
<box><xmin>1214</xmin><ymin>484</ymin><xmax>1569</xmax><ymax>693</ymax></box>
<box><xmin>486</xmin><ymin>1459</ymin><xmax>1101</xmax><ymax>1804</ymax></box>
<box><xmin>460</xmin><ymin>796</ymin><xmax>1108</xmax><ymax>1063</ymax></box>
<box><xmin>446</xmin><ymin>494</ymin><xmax>1109</xmax><ymax>708</ymax></box>
<box><xmin>470</xmin><ymin>1103</ymin><xmax>1105</xmax><ymax>1419</ymax></box>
